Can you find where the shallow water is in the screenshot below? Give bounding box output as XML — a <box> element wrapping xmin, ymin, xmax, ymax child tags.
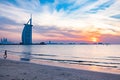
<box><xmin>0</xmin><ymin>45</ymin><xmax>120</xmax><ymax>74</ymax></box>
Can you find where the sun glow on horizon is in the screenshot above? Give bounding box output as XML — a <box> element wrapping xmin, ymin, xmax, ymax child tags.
<box><xmin>90</xmin><ymin>37</ymin><xmax>99</xmax><ymax>42</ymax></box>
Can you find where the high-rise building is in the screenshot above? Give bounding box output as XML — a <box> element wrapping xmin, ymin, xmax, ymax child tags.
<box><xmin>22</xmin><ymin>15</ymin><xmax>33</xmax><ymax>45</ymax></box>
<box><xmin>0</xmin><ymin>38</ymin><xmax>9</xmax><ymax>44</ymax></box>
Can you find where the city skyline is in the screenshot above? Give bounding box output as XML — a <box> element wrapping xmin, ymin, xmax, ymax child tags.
<box><xmin>0</xmin><ymin>0</ymin><xmax>120</xmax><ymax>43</ymax></box>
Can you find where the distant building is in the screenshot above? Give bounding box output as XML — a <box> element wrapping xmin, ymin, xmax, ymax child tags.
<box><xmin>22</xmin><ymin>15</ymin><xmax>33</xmax><ymax>45</ymax></box>
<box><xmin>0</xmin><ymin>38</ymin><xmax>10</xmax><ymax>44</ymax></box>
<box><xmin>48</xmin><ymin>41</ymin><xmax>51</xmax><ymax>44</ymax></box>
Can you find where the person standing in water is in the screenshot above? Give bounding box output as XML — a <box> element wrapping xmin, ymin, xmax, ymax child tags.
<box><xmin>3</xmin><ymin>50</ymin><xmax>7</xmax><ymax>59</ymax></box>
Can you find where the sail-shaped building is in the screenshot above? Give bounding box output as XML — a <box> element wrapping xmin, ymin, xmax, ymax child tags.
<box><xmin>22</xmin><ymin>15</ymin><xmax>33</xmax><ymax>45</ymax></box>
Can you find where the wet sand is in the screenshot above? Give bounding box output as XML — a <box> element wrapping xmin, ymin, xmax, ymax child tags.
<box><xmin>0</xmin><ymin>59</ymin><xmax>120</xmax><ymax>80</ymax></box>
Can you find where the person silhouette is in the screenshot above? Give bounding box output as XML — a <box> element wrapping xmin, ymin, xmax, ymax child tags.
<box><xmin>3</xmin><ymin>50</ymin><xmax>7</xmax><ymax>59</ymax></box>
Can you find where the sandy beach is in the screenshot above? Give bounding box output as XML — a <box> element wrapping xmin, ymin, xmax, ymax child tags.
<box><xmin>0</xmin><ymin>59</ymin><xmax>120</xmax><ymax>80</ymax></box>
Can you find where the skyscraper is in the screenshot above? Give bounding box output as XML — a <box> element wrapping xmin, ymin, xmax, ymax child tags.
<box><xmin>22</xmin><ymin>15</ymin><xmax>33</xmax><ymax>45</ymax></box>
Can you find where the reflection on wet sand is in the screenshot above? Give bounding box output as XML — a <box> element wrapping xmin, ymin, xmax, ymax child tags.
<box><xmin>20</xmin><ymin>45</ymin><xmax>32</xmax><ymax>61</ymax></box>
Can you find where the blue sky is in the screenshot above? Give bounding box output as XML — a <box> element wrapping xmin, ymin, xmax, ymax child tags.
<box><xmin>0</xmin><ymin>0</ymin><xmax>120</xmax><ymax>43</ymax></box>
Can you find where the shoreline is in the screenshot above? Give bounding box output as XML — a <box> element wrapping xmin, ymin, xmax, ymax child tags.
<box><xmin>0</xmin><ymin>52</ymin><xmax>120</xmax><ymax>74</ymax></box>
<box><xmin>31</xmin><ymin>59</ymin><xmax>120</xmax><ymax>75</ymax></box>
<box><xmin>0</xmin><ymin>59</ymin><xmax>120</xmax><ymax>80</ymax></box>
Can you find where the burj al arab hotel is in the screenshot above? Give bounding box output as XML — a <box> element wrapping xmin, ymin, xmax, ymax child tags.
<box><xmin>22</xmin><ymin>15</ymin><xmax>33</xmax><ymax>45</ymax></box>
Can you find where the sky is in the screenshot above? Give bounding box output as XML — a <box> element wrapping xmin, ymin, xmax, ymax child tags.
<box><xmin>0</xmin><ymin>0</ymin><xmax>120</xmax><ymax>43</ymax></box>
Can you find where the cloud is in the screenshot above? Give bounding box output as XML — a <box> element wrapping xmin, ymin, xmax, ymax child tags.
<box><xmin>0</xmin><ymin>16</ymin><xmax>22</xmax><ymax>35</ymax></box>
<box><xmin>111</xmin><ymin>14</ymin><xmax>120</xmax><ymax>19</ymax></box>
<box><xmin>100</xmin><ymin>34</ymin><xmax>120</xmax><ymax>43</ymax></box>
<box><xmin>0</xmin><ymin>0</ymin><xmax>120</xmax><ymax>43</ymax></box>
<box><xmin>88</xmin><ymin>0</ymin><xmax>115</xmax><ymax>13</ymax></box>
<box><xmin>0</xmin><ymin>16</ymin><xmax>18</xmax><ymax>26</ymax></box>
<box><xmin>33</xmin><ymin>25</ymin><xmax>83</xmax><ymax>39</ymax></box>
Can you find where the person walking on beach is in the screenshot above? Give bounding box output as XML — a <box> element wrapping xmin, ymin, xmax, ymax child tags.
<box><xmin>3</xmin><ymin>50</ymin><xmax>7</xmax><ymax>59</ymax></box>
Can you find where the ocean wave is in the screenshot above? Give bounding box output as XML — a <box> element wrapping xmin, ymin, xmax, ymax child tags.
<box><xmin>30</xmin><ymin>57</ymin><xmax>120</xmax><ymax>69</ymax></box>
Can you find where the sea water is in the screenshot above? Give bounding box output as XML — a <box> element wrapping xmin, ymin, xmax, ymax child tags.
<box><xmin>0</xmin><ymin>45</ymin><xmax>120</xmax><ymax>74</ymax></box>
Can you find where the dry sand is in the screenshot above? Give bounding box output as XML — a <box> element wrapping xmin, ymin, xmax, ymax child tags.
<box><xmin>0</xmin><ymin>59</ymin><xmax>120</xmax><ymax>80</ymax></box>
